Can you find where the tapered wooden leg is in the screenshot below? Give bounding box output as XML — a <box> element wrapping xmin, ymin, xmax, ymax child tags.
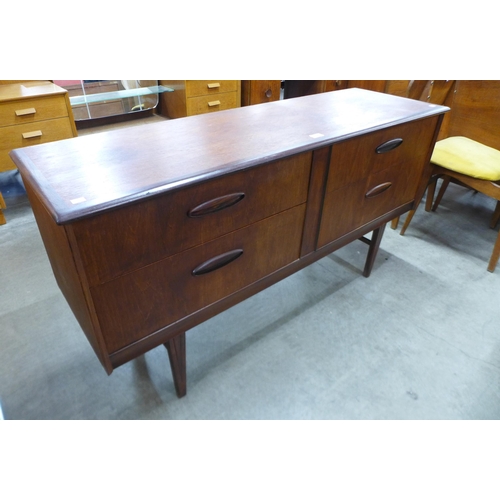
<box><xmin>390</xmin><ymin>217</ymin><xmax>399</xmax><ymax>230</ymax></box>
<box><xmin>362</xmin><ymin>223</ymin><xmax>386</xmax><ymax>278</ymax></box>
<box><xmin>400</xmin><ymin>208</ymin><xmax>417</xmax><ymax>236</ymax></box>
<box><xmin>432</xmin><ymin>175</ymin><xmax>451</xmax><ymax>211</ymax></box>
<box><xmin>0</xmin><ymin>192</ymin><xmax>6</xmax><ymax>225</ymax></box>
<box><xmin>425</xmin><ymin>176</ymin><xmax>438</xmax><ymax>212</ymax></box>
<box><xmin>490</xmin><ymin>200</ymin><xmax>500</xmax><ymax>229</ymax></box>
<box><xmin>487</xmin><ymin>229</ymin><xmax>500</xmax><ymax>273</ymax></box>
<box><xmin>164</xmin><ymin>332</ymin><xmax>187</xmax><ymax>398</ymax></box>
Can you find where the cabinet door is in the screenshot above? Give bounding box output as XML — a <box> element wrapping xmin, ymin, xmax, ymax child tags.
<box><xmin>241</xmin><ymin>80</ymin><xmax>282</xmax><ymax>106</ymax></box>
<box><xmin>317</xmin><ymin>116</ymin><xmax>439</xmax><ymax>247</ymax></box>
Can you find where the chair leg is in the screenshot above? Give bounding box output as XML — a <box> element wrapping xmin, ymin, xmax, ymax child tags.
<box><xmin>490</xmin><ymin>200</ymin><xmax>500</xmax><ymax>229</ymax></box>
<box><xmin>432</xmin><ymin>176</ymin><xmax>451</xmax><ymax>211</ymax></box>
<box><xmin>425</xmin><ymin>176</ymin><xmax>438</xmax><ymax>212</ymax></box>
<box><xmin>0</xmin><ymin>192</ymin><xmax>6</xmax><ymax>226</ymax></box>
<box><xmin>400</xmin><ymin>174</ymin><xmax>440</xmax><ymax>235</ymax></box>
<box><xmin>400</xmin><ymin>208</ymin><xmax>417</xmax><ymax>235</ymax></box>
<box><xmin>487</xmin><ymin>229</ymin><xmax>500</xmax><ymax>273</ymax></box>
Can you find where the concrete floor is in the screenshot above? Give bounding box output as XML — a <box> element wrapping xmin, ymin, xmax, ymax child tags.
<box><xmin>1</xmin><ymin>116</ymin><xmax>500</xmax><ymax>420</ymax></box>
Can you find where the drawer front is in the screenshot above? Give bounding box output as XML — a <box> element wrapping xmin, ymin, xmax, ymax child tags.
<box><xmin>0</xmin><ymin>118</ymin><xmax>74</xmax><ymax>172</ymax></box>
<box><xmin>318</xmin><ymin>158</ymin><xmax>424</xmax><ymax>247</ymax></box>
<box><xmin>0</xmin><ymin>95</ymin><xmax>69</xmax><ymax>127</ymax></box>
<box><xmin>327</xmin><ymin>116</ymin><xmax>439</xmax><ymax>192</ymax></box>
<box><xmin>186</xmin><ymin>92</ymin><xmax>239</xmax><ymax>115</ymax></box>
<box><xmin>186</xmin><ymin>80</ymin><xmax>238</xmax><ymax>97</ymax></box>
<box><xmin>91</xmin><ymin>204</ymin><xmax>306</xmax><ymax>354</ymax></box>
<box><xmin>73</xmin><ymin>151</ymin><xmax>312</xmax><ymax>286</ymax></box>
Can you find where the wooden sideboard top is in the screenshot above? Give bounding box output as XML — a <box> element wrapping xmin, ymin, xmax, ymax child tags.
<box><xmin>10</xmin><ymin>88</ymin><xmax>448</xmax><ymax>224</ymax></box>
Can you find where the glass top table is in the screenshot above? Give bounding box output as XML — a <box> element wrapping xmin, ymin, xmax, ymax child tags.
<box><xmin>69</xmin><ymin>85</ymin><xmax>173</xmax><ymax>106</ymax></box>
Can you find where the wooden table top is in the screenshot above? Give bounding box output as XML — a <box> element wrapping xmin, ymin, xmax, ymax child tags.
<box><xmin>9</xmin><ymin>88</ymin><xmax>448</xmax><ymax>224</ymax></box>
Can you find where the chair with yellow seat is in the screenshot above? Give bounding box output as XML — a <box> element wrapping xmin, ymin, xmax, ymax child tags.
<box><xmin>399</xmin><ymin>80</ymin><xmax>500</xmax><ymax>272</ymax></box>
<box><xmin>388</xmin><ymin>80</ymin><xmax>455</xmax><ymax>230</ymax></box>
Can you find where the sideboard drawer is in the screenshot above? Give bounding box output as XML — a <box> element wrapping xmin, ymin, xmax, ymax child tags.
<box><xmin>91</xmin><ymin>203</ymin><xmax>306</xmax><ymax>353</ymax></box>
<box><xmin>0</xmin><ymin>95</ymin><xmax>69</xmax><ymax>127</ymax></box>
<box><xmin>327</xmin><ymin>117</ymin><xmax>439</xmax><ymax>191</ymax></box>
<box><xmin>186</xmin><ymin>92</ymin><xmax>239</xmax><ymax>116</ymax></box>
<box><xmin>72</xmin><ymin>151</ymin><xmax>313</xmax><ymax>286</ymax></box>
<box><xmin>186</xmin><ymin>80</ymin><xmax>239</xmax><ymax>97</ymax></box>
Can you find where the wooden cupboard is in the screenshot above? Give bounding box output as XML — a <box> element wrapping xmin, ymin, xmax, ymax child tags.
<box><xmin>241</xmin><ymin>80</ymin><xmax>282</xmax><ymax>105</ymax></box>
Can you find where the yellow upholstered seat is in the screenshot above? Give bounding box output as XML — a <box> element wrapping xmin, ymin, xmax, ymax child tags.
<box><xmin>400</xmin><ymin>136</ymin><xmax>500</xmax><ymax>272</ymax></box>
<box><xmin>431</xmin><ymin>137</ymin><xmax>500</xmax><ymax>181</ymax></box>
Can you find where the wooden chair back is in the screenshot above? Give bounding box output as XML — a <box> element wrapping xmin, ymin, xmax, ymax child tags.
<box><xmin>438</xmin><ymin>80</ymin><xmax>500</xmax><ymax>149</ymax></box>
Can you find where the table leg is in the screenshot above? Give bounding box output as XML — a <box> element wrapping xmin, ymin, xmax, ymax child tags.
<box><xmin>362</xmin><ymin>223</ymin><xmax>386</xmax><ymax>278</ymax></box>
<box><xmin>164</xmin><ymin>332</ymin><xmax>187</xmax><ymax>398</ymax></box>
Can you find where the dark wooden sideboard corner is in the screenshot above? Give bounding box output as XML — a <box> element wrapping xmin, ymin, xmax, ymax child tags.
<box><xmin>9</xmin><ymin>89</ymin><xmax>448</xmax><ymax>397</ymax></box>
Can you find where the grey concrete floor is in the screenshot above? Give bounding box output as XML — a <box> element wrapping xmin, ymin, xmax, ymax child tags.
<box><xmin>1</xmin><ymin>116</ymin><xmax>500</xmax><ymax>420</ymax></box>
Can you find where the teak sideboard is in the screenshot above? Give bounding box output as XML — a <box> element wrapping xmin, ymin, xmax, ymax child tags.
<box><xmin>10</xmin><ymin>89</ymin><xmax>448</xmax><ymax>397</ymax></box>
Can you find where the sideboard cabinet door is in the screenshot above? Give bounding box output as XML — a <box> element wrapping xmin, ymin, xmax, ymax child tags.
<box><xmin>317</xmin><ymin>116</ymin><xmax>440</xmax><ymax>247</ymax></box>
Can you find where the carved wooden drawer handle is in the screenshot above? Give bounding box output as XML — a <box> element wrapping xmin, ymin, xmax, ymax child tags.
<box><xmin>188</xmin><ymin>193</ymin><xmax>245</xmax><ymax>217</ymax></box>
<box><xmin>208</xmin><ymin>100</ymin><xmax>221</xmax><ymax>107</ymax></box>
<box><xmin>192</xmin><ymin>249</ymin><xmax>244</xmax><ymax>276</ymax></box>
<box><xmin>365</xmin><ymin>182</ymin><xmax>392</xmax><ymax>198</ymax></box>
<box><xmin>16</xmin><ymin>108</ymin><xmax>36</xmax><ymax>116</ymax></box>
<box><xmin>207</xmin><ymin>83</ymin><xmax>220</xmax><ymax>89</ymax></box>
<box><xmin>22</xmin><ymin>130</ymin><xmax>43</xmax><ymax>139</ymax></box>
<box><xmin>376</xmin><ymin>138</ymin><xmax>403</xmax><ymax>153</ymax></box>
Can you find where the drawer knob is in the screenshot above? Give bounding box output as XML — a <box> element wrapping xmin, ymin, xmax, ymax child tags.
<box><xmin>192</xmin><ymin>249</ymin><xmax>244</xmax><ymax>276</ymax></box>
<box><xmin>188</xmin><ymin>193</ymin><xmax>245</xmax><ymax>217</ymax></box>
<box><xmin>207</xmin><ymin>83</ymin><xmax>221</xmax><ymax>89</ymax></box>
<box><xmin>376</xmin><ymin>138</ymin><xmax>403</xmax><ymax>154</ymax></box>
<box><xmin>16</xmin><ymin>107</ymin><xmax>36</xmax><ymax>117</ymax></box>
<box><xmin>264</xmin><ymin>89</ymin><xmax>273</xmax><ymax>98</ymax></box>
<box><xmin>22</xmin><ymin>130</ymin><xmax>43</xmax><ymax>139</ymax></box>
<box><xmin>365</xmin><ymin>182</ymin><xmax>393</xmax><ymax>198</ymax></box>
<box><xmin>208</xmin><ymin>100</ymin><xmax>221</xmax><ymax>107</ymax></box>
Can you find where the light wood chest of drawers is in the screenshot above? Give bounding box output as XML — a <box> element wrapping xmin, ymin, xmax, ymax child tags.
<box><xmin>0</xmin><ymin>81</ymin><xmax>77</xmax><ymax>173</ymax></box>
<box><xmin>0</xmin><ymin>81</ymin><xmax>77</xmax><ymax>224</ymax></box>
<box><xmin>10</xmin><ymin>89</ymin><xmax>448</xmax><ymax>397</ymax></box>
<box><xmin>159</xmin><ymin>80</ymin><xmax>241</xmax><ymax>118</ymax></box>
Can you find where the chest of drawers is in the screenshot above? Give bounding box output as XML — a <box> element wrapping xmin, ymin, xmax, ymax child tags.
<box><xmin>0</xmin><ymin>81</ymin><xmax>77</xmax><ymax>224</ymax></box>
<box><xmin>0</xmin><ymin>81</ymin><xmax>77</xmax><ymax>173</ymax></box>
<box><xmin>10</xmin><ymin>89</ymin><xmax>448</xmax><ymax>397</ymax></box>
<box><xmin>159</xmin><ymin>80</ymin><xmax>241</xmax><ymax>118</ymax></box>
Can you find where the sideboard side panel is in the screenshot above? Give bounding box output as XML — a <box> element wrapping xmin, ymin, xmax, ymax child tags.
<box><xmin>23</xmin><ymin>183</ymin><xmax>112</xmax><ymax>373</ymax></box>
